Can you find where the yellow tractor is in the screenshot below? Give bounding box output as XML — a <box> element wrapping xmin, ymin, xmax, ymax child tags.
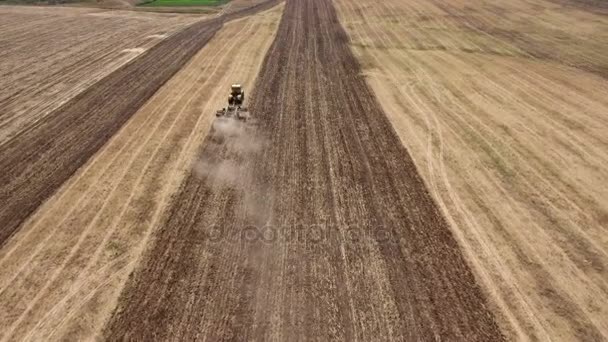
<box><xmin>216</xmin><ymin>84</ymin><xmax>249</xmax><ymax>121</ymax></box>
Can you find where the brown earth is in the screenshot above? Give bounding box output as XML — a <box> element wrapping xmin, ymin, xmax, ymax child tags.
<box><xmin>0</xmin><ymin>0</ymin><xmax>279</xmax><ymax>248</ymax></box>
<box><xmin>104</xmin><ymin>0</ymin><xmax>503</xmax><ymax>340</ymax></box>
<box><xmin>334</xmin><ymin>0</ymin><xmax>608</xmax><ymax>339</ymax></box>
<box><xmin>0</xmin><ymin>3</ymin><xmax>283</xmax><ymax>341</ymax></box>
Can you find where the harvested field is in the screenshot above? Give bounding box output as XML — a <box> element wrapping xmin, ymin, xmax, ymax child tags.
<box><xmin>104</xmin><ymin>0</ymin><xmax>503</xmax><ymax>340</ymax></box>
<box><xmin>0</xmin><ymin>14</ymin><xmax>220</xmax><ymax>248</ymax></box>
<box><xmin>0</xmin><ymin>0</ymin><xmax>280</xmax><ymax>247</ymax></box>
<box><xmin>0</xmin><ymin>3</ymin><xmax>283</xmax><ymax>341</ymax></box>
<box><xmin>0</xmin><ymin>6</ymin><xmax>201</xmax><ymax>145</ymax></box>
<box><xmin>334</xmin><ymin>0</ymin><xmax>608</xmax><ymax>340</ymax></box>
<box><xmin>1</xmin><ymin>0</ymin><xmax>606</xmax><ymax>339</ymax></box>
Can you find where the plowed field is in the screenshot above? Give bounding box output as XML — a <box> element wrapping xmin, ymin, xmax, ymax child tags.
<box><xmin>0</xmin><ymin>0</ymin><xmax>279</xmax><ymax>248</ymax></box>
<box><xmin>334</xmin><ymin>0</ymin><xmax>608</xmax><ymax>340</ymax></box>
<box><xmin>0</xmin><ymin>3</ymin><xmax>282</xmax><ymax>341</ymax></box>
<box><xmin>0</xmin><ymin>6</ymin><xmax>209</xmax><ymax>246</ymax></box>
<box><xmin>1</xmin><ymin>0</ymin><xmax>606</xmax><ymax>340</ymax></box>
<box><xmin>104</xmin><ymin>0</ymin><xmax>503</xmax><ymax>340</ymax></box>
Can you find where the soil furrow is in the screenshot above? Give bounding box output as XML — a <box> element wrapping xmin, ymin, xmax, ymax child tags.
<box><xmin>104</xmin><ymin>0</ymin><xmax>503</xmax><ymax>339</ymax></box>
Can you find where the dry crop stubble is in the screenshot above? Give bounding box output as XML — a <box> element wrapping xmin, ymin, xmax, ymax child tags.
<box><xmin>334</xmin><ymin>0</ymin><xmax>608</xmax><ymax>339</ymax></box>
<box><xmin>0</xmin><ymin>3</ymin><xmax>284</xmax><ymax>340</ymax></box>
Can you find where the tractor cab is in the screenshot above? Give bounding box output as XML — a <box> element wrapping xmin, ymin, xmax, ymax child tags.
<box><xmin>217</xmin><ymin>84</ymin><xmax>249</xmax><ymax>121</ymax></box>
<box><xmin>229</xmin><ymin>84</ymin><xmax>245</xmax><ymax>106</ymax></box>
<box><xmin>231</xmin><ymin>84</ymin><xmax>243</xmax><ymax>95</ymax></box>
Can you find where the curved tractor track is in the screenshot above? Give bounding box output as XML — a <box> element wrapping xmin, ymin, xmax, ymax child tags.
<box><xmin>105</xmin><ymin>0</ymin><xmax>503</xmax><ymax>340</ymax></box>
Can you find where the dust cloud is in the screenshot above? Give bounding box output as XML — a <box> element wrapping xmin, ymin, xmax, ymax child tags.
<box><xmin>192</xmin><ymin>117</ymin><xmax>271</xmax><ymax>226</ymax></box>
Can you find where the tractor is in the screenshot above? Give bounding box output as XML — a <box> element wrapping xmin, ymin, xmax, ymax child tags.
<box><xmin>216</xmin><ymin>84</ymin><xmax>248</xmax><ymax>121</ymax></box>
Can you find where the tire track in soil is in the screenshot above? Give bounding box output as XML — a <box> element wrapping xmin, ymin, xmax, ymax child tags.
<box><xmin>0</xmin><ymin>0</ymin><xmax>280</xmax><ymax>247</ymax></box>
<box><xmin>104</xmin><ymin>0</ymin><xmax>504</xmax><ymax>340</ymax></box>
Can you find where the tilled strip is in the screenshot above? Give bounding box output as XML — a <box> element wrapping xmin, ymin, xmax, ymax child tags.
<box><xmin>104</xmin><ymin>0</ymin><xmax>504</xmax><ymax>340</ymax></box>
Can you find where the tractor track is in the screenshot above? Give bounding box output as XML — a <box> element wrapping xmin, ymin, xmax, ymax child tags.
<box><xmin>104</xmin><ymin>0</ymin><xmax>504</xmax><ymax>340</ymax></box>
<box><xmin>0</xmin><ymin>0</ymin><xmax>280</xmax><ymax>247</ymax></box>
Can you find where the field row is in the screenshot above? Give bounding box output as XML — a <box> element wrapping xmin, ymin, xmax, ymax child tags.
<box><xmin>0</xmin><ymin>3</ymin><xmax>283</xmax><ymax>341</ymax></box>
<box><xmin>104</xmin><ymin>0</ymin><xmax>502</xmax><ymax>339</ymax></box>
<box><xmin>334</xmin><ymin>0</ymin><xmax>608</xmax><ymax>339</ymax></box>
<box><xmin>0</xmin><ymin>6</ymin><xmax>202</xmax><ymax>145</ymax></box>
<box><xmin>0</xmin><ymin>0</ymin><xmax>280</xmax><ymax>248</ymax></box>
<box><xmin>0</xmin><ymin>0</ymin><xmax>606</xmax><ymax>339</ymax></box>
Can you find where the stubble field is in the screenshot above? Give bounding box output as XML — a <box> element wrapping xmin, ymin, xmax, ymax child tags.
<box><xmin>0</xmin><ymin>2</ymin><xmax>282</xmax><ymax>340</ymax></box>
<box><xmin>0</xmin><ymin>0</ymin><xmax>606</xmax><ymax>340</ymax></box>
<box><xmin>0</xmin><ymin>6</ymin><xmax>202</xmax><ymax>145</ymax></box>
<box><xmin>334</xmin><ymin>0</ymin><xmax>608</xmax><ymax>339</ymax></box>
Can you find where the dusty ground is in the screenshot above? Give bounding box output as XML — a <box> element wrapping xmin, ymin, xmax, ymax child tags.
<box><xmin>0</xmin><ymin>3</ymin><xmax>283</xmax><ymax>341</ymax></box>
<box><xmin>104</xmin><ymin>0</ymin><xmax>502</xmax><ymax>340</ymax></box>
<box><xmin>0</xmin><ymin>5</ymin><xmax>202</xmax><ymax>145</ymax></box>
<box><xmin>334</xmin><ymin>0</ymin><xmax>608</xmax><ymax>340</ymax></box>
